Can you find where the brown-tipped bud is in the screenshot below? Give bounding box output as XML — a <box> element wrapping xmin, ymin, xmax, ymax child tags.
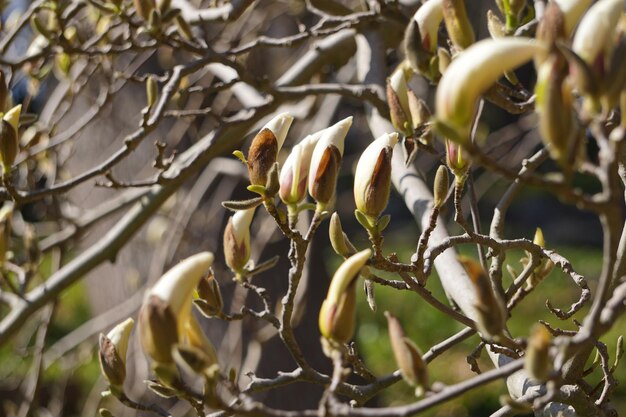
<box><xmin>309</xmin><ymin>145</ymin><xmax>341</xmax><ymax>205</ymax></box>
<box><xmin>148</xmin><ymin>8</ymin><xmax>161</xmax><ymax>28</ymax></box>
<box><xmin>442</xmin><ymin>0</ymin><xmax>475</xmax><ymax>49</ymax></box>
<box><xmin>387</xmin><ymin>79</ymin><xmax>410</xmax><ymax>135</ymax></box>
<box><xmin>247</xmin><ymin>113</ymin><xmax>294</xmax><ymax>186</ymax></box>
<box><xmin>445</xmin><ymin>139</ymin><xmax>470</xmax><ymax>178</ymax></box>
<box><xmin>99</xmin><ymin>318</ymin><xmax>134</xmax><ymax>388</ymax></box>
<box><xmin>223</xmin><ymin>207</ymin><xmax>255</xmax><ymax>273</ymax></box>
<box><xmin>385</xmin><ymin>312</ymin><xmax>429</xmax><ymax>395</ymax></box>
<box><xmin>329</xmin><ymin>212</ymin><xmax>357</xmax><ymax>258</ymax></box>
<box><xmin>133</xmin><ymin>0</ymin><xmax>155</xmax><ymax>20</ymax></box>
<box><xmin>405</xmin><ymin>0</ymin><xmax>444</xmax><ymax>81</ymax></box>
<box><xmin>0</xmin><ymin>71</ymin><xmax>7</xmax><ymax>112</ymax></box>
<box><xmin>0</xmin><ymin>120</ymin><xmax>18</xmax><ymax>174</ymax></box>
<box><xmin>459</xmin><ymin>257</ymin><xmax>507</xmax><ymax>340</ymax></box>
<box><xmin>194</xmin><ymin>271</ymin><xmax>223</xmax><ymax>317</ymax></box>
<box><xmin>525</xmin><ymin>324</ymin><xmax>553</xmax><ymax>382</ymax></box>
<box><xmin>319</xmin><ymin>249</ymin><xmax>371</xmax><ymax>345</ymax></box>
<box><xmin>146</xmin><ymin>76</ymin><xmax>158</xmax><ymax>108</ymax></box>
<box><xmin>535</xmin><ymin>54</ymin><xmax>577</xmax><ymax>167</ymax></box>
<box><xmin>354</xmin><ymin>132</ymin><xmax>399</xmax><ymax>219</ymax></box>
<box><xmin>139</xmin><ymin>295</ymin><xmax>179</xmax><ymax>363</ymax></box>
<box><xmin>433</xmin><ymin>165</ymin><xmax>449</xmax><ymax>209</ymax></box>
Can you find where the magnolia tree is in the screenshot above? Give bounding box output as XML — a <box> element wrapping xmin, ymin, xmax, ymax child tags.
<box><xmin>0</xmin><ymin>0</ymin><xmax>625</xmax><ymax>416</ymax></box>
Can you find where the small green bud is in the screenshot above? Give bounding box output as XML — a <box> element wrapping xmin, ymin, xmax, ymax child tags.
<box><xmin>329</xmin><ymin>213</ymin><xmax>357</xmax><ymax>258</ymax></box>
<box><xmin>525</xmin><ymin>324</ymin><xmax>552</xmax><ymax>382</ymax></box>
<box><xmin>146</xmin><ymin>76</ymin><xmax>158</xmax><ymax>108</ymax></box>
<box><xmin>433</xmin><ymin>165</ymin><xmax>449</xmax><ymax>209</ymax></box>
<box><xmin>99</xmin><ymin>318</ymin><xmax>134</xmax><ymax>388</ymax></box>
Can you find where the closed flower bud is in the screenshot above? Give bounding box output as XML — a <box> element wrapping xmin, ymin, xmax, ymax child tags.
<box><xmin>459</xmin><ymin>257</ymin><xmax>507</xmax><ymax>340</ymax></box>
<box><xmin>354</xmin><ymin>132</ymin><xmax>399</xmax><ymax>219</ymax></box>
<box><xmin>445</xmin><ymin>139</ymin><xmax>470</xmax><ymax>178</ymax></box>
<box><xmin>319</xmin><ymin>249</ymin><xmax>371</xmax><ymax>344</ymax></box>
<box><xmin>139</xmin><ymin>252</ymin><xmax>214</xmax><ymax>363</ymax></box>
<box><xmin>247</xmin><ymin>112</ymin><xmax>294</xmax><ymax>186</ymax></box>
<box><xmin>308</xmin><ymin>117</ymin><xmax>352</xmax><ymax>207</ymax></box>
<box><xmin>533</xmin><ymin>227</ymin><xmax>545</xmax><ymax>248</ymax></box>
<box><xmin>385</xmin><ymin>312</ymin><xmax>429</xmax><ymax>395</ymax></box>
<box><xmin>536</xmin><ymin>3</ymin><xmax>566</xmax><ymax>46</ymax></box>
<box><xmin>435</xmin><ymin>38</ymin><xmax>545</xmax><ymax>142</ymax></box>
<box><xmin>0</xmin><ymin>120</ymin><xmax>18</xmax><ymax>174</ymax></box>
<box><xmin>223</xmin><ymin>207</ymin><xmax>255</xmax><ymax>273</ymax></box>
<box><xmin>535</xmin><ymin>55</ymin><xmax>577</xmax><ymax>167</ymax></box>
<box><xmin>572</xmin><ymin>0</ymin><xmax>623</xmax><ymax>78</ymax></box>
<box><xmin>387</xmin><ymin>70</ymin><xmax>412</xmax><ymax>134</ymax></box>
<box><xmin>433</xmin><ymin>165</ymin><xmax>449</xmax><ymax>209</ymax></box>
<box><xmin>194</xmin><ymin>270</ymin><xmax>223</xmax><ymax>317</ymax></box>
<box><xmin>525</xmin><ymin>324</ymin><xmax>552</xmax><ymax>382</ymax></box>
<box><xmin>99</xmin><ymin>318</ymin><xmax>134</xmax><ymax>388</ymax></box>
<box><xmin>279</xmin><ymin>131</ymin><xmax>323</xmax><ymax>204</ymax></box>
<box><xmin>442</xmin><ymin>0</ymin><xmax>475</xmax><ymax>49</ymax></box>
<box><xmin>146</xmin><ymin>76</ymin><xmax>158</xmax><ymax>108</ymax></box>
<box><xmin>407</xmin><ymin>92</ymin><xmax>432</xmax><ymax>145</ymax></box>
<box><xmin>404</xmin><ymin>0</ymin><xmax>443</xmax><ymax>81</ymax></box>
<box><xmin>329</xmin><ymin>212</ymin><xmax>357</xmax><ymax>258</ymax></box>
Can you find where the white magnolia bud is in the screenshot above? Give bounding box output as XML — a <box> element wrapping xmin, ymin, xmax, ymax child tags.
<box><xmin>247</xmin><ymin>112</ymin><xmax>294</xmax><ymax>186</ymax></box>
<box><xmin>308</xmin><ymin>117</ymin><xmax>353</xmax><ymax>205</ymax></box>
<box><xmin>279</xmin><ymin>131</ymin><xmax>323</xmax><ymax>204</ymax></box>
<box><xmin>99</xmin><ymin>318</ymin><xmax>135</xmax><ymax>387</ymax></box>
<box><xmin>262</xmin><ymin>111</ymin><xmax>293</xmax><ymax>152</ymax></box>
<box><xmin>354</xmin><ymin>132</ymin><xmax>399</xmax><ymax>218</ymax></box>
<box><xmin>223</xmin><ymin>207</ymin><xmax>255</xmax><ymax>273</ymax></box>
<box><xmin>572</xmin><ymin>0</ymin><xmax>623</xmax><ymax>68</ymax></box>
<box><xmin>435</xmin><ymin>38</ymin><xmax>545</xmax><ymax>142</ymax></box>
<box><xmin>553</xmin><ymin>0</ymin><xmax>593</xmax><ymax>36</ymax></box>
<box><xmin>414</xmin><ymin>0</ymin><xmax>444</xmax><ymax>52</ymax></box>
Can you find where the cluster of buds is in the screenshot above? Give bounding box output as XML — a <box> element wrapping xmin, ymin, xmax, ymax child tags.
<box><xmin>319</xmin><ymin>249</ymin><xmax>371</xmax><ymax>347</ymax></box>
<box><xmin>385</xmin><ymin>312</ymin><xmax>429</xmax><ymax>396</ymax></box>
<box><xmin>353</xmin><ymin>132</ymin><xmax>399</xmax><ymax>221</ymax></box>
<box><xmin>459</xmin><ymin>257</ymin><xmax>508</xmax><ymax>342</ymax></box>
<box><xmin>99</xmin><ymin>318</ymin><xmax>134</xmax><ymax>392</ymax></box>
<box><xmin>138</xmin><ymin>252</ymin><xmax>217</xmax><ymax>383</ymax></box>
<box><xmin>0</xmin><ymin>104</ymin><xmax>21</xmax><ymax>176</ymax></box>
<box><xmin>223</xmin><ymin>207</ymin><xmax>255</xmax><ymax>277</ymax></box>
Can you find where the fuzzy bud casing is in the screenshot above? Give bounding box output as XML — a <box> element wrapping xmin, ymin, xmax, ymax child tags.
<box><xmin>433</xmin><ymin>165</ymin><xmax>449</xmax><ymax>209</ymax></box>
<box><xmin>385</xmin><ymin>312</ymin><xmax>429</xmax><ymax>395</ymax></box>
<box><xmin>247</xmin><ymin>112</ymin><xmax>294</xmax><ymax>186</ymax></box>
<box><xmin>223</xmin><ymin>207</ymin><xmax>255</xmax><ymax>273</ymax></box>
<box><xmin>308</xmin><ymin>117</ymin><xmax>352</xmax><ymax>206</ymax></box>
<box><xmin>353</xmin><ymin>132</ymin><xmax>399</xmax><ymax>219</ymax></box>
<box><xmin>459</xmin><ymin>257</ymin><xmax>507</xmax><ymax>340</ymax></box>
<box><xmin>525</xmin><ymin>324</ymin><xmax>552</xmax><ymax>382</ymax></box>
<box><xmin>319</xmin><ymin>249</ymin><xmax>371</xmax><ymax>344</ymax></box>
<box><xmin>99</xmin><ymin>318</ymin><xmax>135</xmax><ymax>388</ymax></box>
<box><xmin>194</xmin><ymin>270</ymin><xmax>223</xmax><ymax>317</ymax></box>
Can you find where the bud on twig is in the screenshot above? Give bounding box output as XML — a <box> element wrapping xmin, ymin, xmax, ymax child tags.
<box><xmin>459</xmin><ymin>257</ymin><xmax>507</xmax><ymax>340</ymax></box>
<box><xmin>99</xmin><ymin>318</ymin><xmax>134</xmax><ymax>389</ymax></box>
<box><xmin>404</xmin><ymin>0</ymin><xmax>443</xmax><ymax>81</ymax></box>
<box><xmin>133</xmin><ymin>0</ymin><xmax>156</xmax><ymax>20</ymax></box>
<box><xmin>146</xmin><ymin>76</ymin><xmax>158</xmax><ymax>108</ymax></box>
<box><xmin>435</xmin><ymin>38</ymin><xmax>544</xmax><ymax>142</ymax></box>
<box><xmin>329</xmin><ymin>212</ymin><xmax>357</xmax><ymax>258</ymax></box>
<box><xmin>445</xmin><ymin>139</ymin><xmax>470</xmax><ymax>178</ymax></box>
<box><xmin>354</xmin><ymin>132</ymin><xmax>399</xmax><ymax>219</ymax></box>
<box><xmin>387</xmin><ymin>70</ymin><xmax>412</xmax><ymax>135</ymax></box>
<box><xmin>223</xmin><ymin>208</ymin><xmax>255</xmax><ymax>275</ymax></box>
<box><xmin>308</xmin><ymin>117</ymin><xmax>352</xmax><ymax>208</ymax></box>
<box><xmin>139</xmin><ymin>252</ymin><xmax>214</xmax><ymax>364</ymax></box>
<box><xmin>385</xmin><ymin>312</ymin><xmax>429</xmax><ymax>396</ymax></box>
<box><xmin>194</xmin><ymin>270</ymin><xmax>223</xmax><ymax>317</ymax></box>
<box><xmin>319</xmin><ymin>249</ymin><xmax>371</xmax><ymax>345</ymax></box>
<box><xmin>442</xmin><ymin>0</ymin><xmax>475</xmax><ymax>49</ymax></box>
<box><xmin>525</xmin><ymin>324</ymin><xmax>553</xmax><ymax>382</ymax></box>
<box><xmin>407</xmin><ymin>93</ymin><xmax>432</xmax><ymax>144</ymax></box>
<box><xmin>247</xmin><ymin>112</ymin><xmax>294</xmax><ymax>186</ymax></box>
<box><xmin>279</xmin><ymin>131</ymin><xmax>323</xmax><ymax>204</ymax></box>
<box><xmin>0</xmin><ymin>120</ymin><xmax>18</xmax><ymax>175</ymax></box>
<box><xmin>433</xmin><ymin>165</ymin><xmax>449</xmax><ymax>209</ymax></box>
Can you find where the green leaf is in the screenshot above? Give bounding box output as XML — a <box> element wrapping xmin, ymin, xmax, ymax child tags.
<box><xmin>232</xmin><ymin>150</ymin><xmax>247</xmax><ymax>163</ymax></box>
<box><xmin>247</xmin><ymin>184</ymin><xmax>266</xmax><ymax>195</ymax></box>
<box><xmin>377</xmin><ymin>214</ymin><xmax>391</xmax><ymax>233</ymax></box>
